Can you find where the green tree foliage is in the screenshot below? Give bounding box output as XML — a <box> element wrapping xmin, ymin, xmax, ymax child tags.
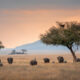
<box><xmin>40</xmin><ymin>22</ymin><xmax>80</xmax><ymax>62</ymax></box>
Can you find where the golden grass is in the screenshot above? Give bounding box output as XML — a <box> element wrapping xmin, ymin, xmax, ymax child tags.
<box><xmin>0</xmin><ymin>54</ymin><xmax>80</xmax><ymax>80</ymax></box>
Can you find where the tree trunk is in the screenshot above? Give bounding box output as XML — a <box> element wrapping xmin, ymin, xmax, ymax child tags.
<box><xmin>69</xmin><ymin>48</ymin><xmax>77</xmax><ymax>62</ymax></box>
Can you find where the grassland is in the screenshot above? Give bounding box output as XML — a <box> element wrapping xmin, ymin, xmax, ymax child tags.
<box><xmin>0</xmin><ymin>54</ymin><xmax>80</xmax><ymax>80</ymax></box>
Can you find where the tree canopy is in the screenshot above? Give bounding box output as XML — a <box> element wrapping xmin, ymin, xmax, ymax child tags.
<box><xmin>40</xmin><ymin>22</ymin><xmax>80</xmax><ymax>62</ymax></box>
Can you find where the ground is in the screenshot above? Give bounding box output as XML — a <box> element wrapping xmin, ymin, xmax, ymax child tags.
<box><xmin>0</xmin><ymin>54</ymin><xmax>80</xmax><ymax>80</ymax></box>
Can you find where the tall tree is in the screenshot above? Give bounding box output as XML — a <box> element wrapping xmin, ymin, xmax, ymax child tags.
<box><xmin>40</xmin><ymin>22</ymin><xmax>80</xmax><ymax>62</ymax></box>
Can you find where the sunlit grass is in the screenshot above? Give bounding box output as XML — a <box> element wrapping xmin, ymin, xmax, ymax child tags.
<box><xmin>0</xmin><ymin>54</ymin><xmax>80</xmax><ymax>80</ymax></box>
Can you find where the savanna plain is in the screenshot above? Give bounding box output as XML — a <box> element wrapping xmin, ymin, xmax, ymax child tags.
<box><xmin>0</xmin><ymin>53</ymin><xmax>80</xmax><ymax>80</ymax></box>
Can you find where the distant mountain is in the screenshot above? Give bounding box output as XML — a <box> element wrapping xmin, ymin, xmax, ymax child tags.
<box><xmin>0</xmin><ymin>40</ymin><xmax>80</xmax><ymax>55</ymax></box>
<box><xmin>15</xmin><ymin>40</ymin><xmax>69</xmax><ymax>54</ymax></box>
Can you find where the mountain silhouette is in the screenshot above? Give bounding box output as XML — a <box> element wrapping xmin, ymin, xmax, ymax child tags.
<box><xmin>16</xmin><ymin>40</ymin><xmax>69</xmax><ymax>54</ymax></box>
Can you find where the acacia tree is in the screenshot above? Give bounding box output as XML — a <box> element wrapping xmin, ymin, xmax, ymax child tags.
<box><xmin>0</xmin><ymin>41</ymin><xmax>4</xmax><ymax>49</ymax></box>
<box><xmin>40</xmin><ymin>22</ymin><xmax>80</xmax><ymax>62</ymax></box>
<box><xmin>21</xmin><ymin>49</ymin><xmax>27</xmax><ymax>54</ymax></box>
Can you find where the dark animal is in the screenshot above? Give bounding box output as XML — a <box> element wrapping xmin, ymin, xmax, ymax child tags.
<box><xmin>0</xmin><ymin>59</ymin><xmax>1</xmax><ymax>63</ymax></box>
<box><xmin>57</xmin><ymin>56</ymin><xmax>64</xmax><ymax>63</ymax></box>
<box><xmin>0</xmin><ymin>59</ymin><xmax>3</xmax><ymax>67</ymax></box>
<box><xmin>0</xmin><ymin>62</ymin><xmax>3</xmax><ymax>67</ymax></box>
<box><xmin>76</xmin><ymin>58</ymin><xmax>80</xmax><ymax>62</ymax></box>
<box><xmin>7</xmin><ymin>57</ymin><xmax>13</xmax><ymax>64</ymax></box>
<box><xmin>43</xmin><ymin>58</ymin><xmax>50</xmax><ymax>63</ymax></box>
<box><xmin>30</xmin><ymin>59</ymin><xmax>37</xmax><ymax>66</ymax></box>
<box><xmin>60</xmin><ymin>24</ymin><xmax>65</xmax><ymax>28</ymax></box>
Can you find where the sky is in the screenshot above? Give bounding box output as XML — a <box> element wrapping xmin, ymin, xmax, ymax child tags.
<box><xmin>0</xmin><ymin>0</ymin><xmax>80</xmax><ymax>48</ymax></box>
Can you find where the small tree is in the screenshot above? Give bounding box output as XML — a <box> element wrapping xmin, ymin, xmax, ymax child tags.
<box><xmin>21</xmin><ymin>49</ymin><xmax>27</xmax><ymax>54</ymax></box>
<box><xmin>0</xmin><ymin>41</ymin><xmax>4</xmax><ymax>49</ymax></box>
<box><xmin>40</xmin><ymin>22</ymin><xmax>80</xmax><ymax>62</ymax></box>
<box><xmin>11</xmin><ymin>50</ymin><xmax>16</xmax><ymax>54</ymax></box>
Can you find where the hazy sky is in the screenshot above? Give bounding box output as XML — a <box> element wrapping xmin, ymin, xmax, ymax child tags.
<box><xmin>0</xmin><ymin>0</ymin><xmax>80</xmax><ymax>48</ymax></box>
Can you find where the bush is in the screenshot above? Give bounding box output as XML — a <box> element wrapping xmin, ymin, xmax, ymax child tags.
<box><xmin>64</xmin><ymin>61</ymin><xmax>67</xmax><ymax>63</ymax></box>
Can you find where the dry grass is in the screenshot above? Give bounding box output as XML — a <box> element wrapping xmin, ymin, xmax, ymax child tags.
<box><xmin>0</xmin><ymin>54</ymin><xmax>80</xmax><ymax>80</ymax></box>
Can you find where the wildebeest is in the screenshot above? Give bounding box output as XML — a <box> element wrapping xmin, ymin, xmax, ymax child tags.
<box><xmin>0</xmin><ymin>59</ymin><xmax>1</xmax><ymax>63</ymax></box>
<box><xmin>30</xmin><ymin>58</ymin><xmax>37</xmax><ymax>66</ymax></box>
<box><xmin>7</xmin><ymin>57</ymin><xmax>13</xmax><ymax>64</ymax></box>
<box><xmin>43</xmin><ymin>58</ymin><xmax>50</xmax><ymax>63</ymax></box>
<box><xmin>57</xmin><ymin>56</ymin><xmax>64</xmax><ymax>63</ymax></box>
<box><xmin>0</xmin><ymin>62</ymin><xmax>3</xmax><ymax>67</ymax></box>
<box><xmin>0</xmin><ymin>59</ymin><xmax>3</xmax><ymax>67</ymax></box>
<box><xmin>76</xmin><ymin>58</ymin><xmax>80</xmax><ymax>62</ymax></box>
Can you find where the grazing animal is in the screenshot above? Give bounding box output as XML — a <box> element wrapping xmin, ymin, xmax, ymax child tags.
<box><xmin>30</xmin><ymin>58</ymin><xmax>37</xmax><ymax>66</ymax></box>
<box><xmin>76</xmin><ymin>58</ymin><xmax>80</xmax><ymax>62</ymax></box>
<box><xmin>0</xmin><ymin>59</ymin><xmax>3</xmax><ymax>67</ymax></box>
<box><xmin>57</xmin><ymin>56</ymin><xmax>64</xmax><ymax>63</ymax></box>
<box><xmin>43</xmin><ymin>58</ymin><xmax>50</xmax><ymax>63</ymax></box>
<box><xmin>7</xmin><ymin>57</ymin><xmax>13</xmax><ymax>64</ymax></box>
<box><xmin>0</xmin><ymin>59</ymin><xmax>1</xmax><ymax>63</ymax></box>
<box><xmin>0</xmin><ymin>62</ymin><xmax>3</xmax><ymax>67</ymax></box>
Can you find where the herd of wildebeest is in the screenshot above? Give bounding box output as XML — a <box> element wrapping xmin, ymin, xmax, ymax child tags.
<box><xmin>0</xmin><ymin>56</ymin><xmax>80</xmax><ymax>67</ymax></box>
